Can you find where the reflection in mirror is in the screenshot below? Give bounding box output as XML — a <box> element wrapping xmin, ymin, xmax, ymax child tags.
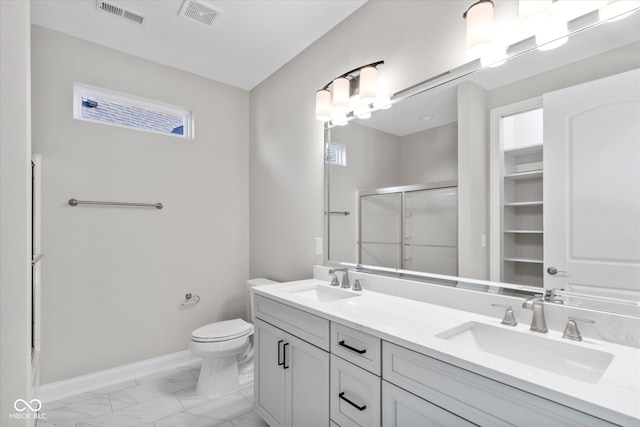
<box><xmin>325</xmin><ymin>7</ymin><xmax>640</xmax><ymax>316</ymax></box>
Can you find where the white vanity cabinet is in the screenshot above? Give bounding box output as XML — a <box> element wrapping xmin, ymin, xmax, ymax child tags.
<box><xmin>253</xmin><ymin>287</ymin><xmax>632</xmax><ymax>427</ymax></box>
<box><xmin>382</xmin><ymin>341</ymin><xmax>616</xmax><ymax>427</ymax></box>
<box><xmin>254</xmin><ymin>296</ymin><xmax>330</xmax><ymax>427</ymax></box>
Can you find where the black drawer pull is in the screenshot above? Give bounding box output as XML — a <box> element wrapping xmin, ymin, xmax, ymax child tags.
<box><xmin>338</xmin><ymin>340</ymin><xmax>366</xmax><ymax>354</ymax></box>
<box><xmin>277</xmin><ymin>340</ymin><xmax>284</xmax><ymax>366</ymax></box>
<box><xmin>283</xmin><ymin>342</ymin><xmax>290</xmax><ymax>369</ymax></box>
<box><xmin>339</xmin><ymin>392</ymin><xmax>366</xmax><ymax>411</ymax></box>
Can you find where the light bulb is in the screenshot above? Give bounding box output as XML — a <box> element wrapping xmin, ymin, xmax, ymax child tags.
<box><xmin>315</xmin><ymin>89</ymin><xmax>331</xmax><ymax>122</ymax></box>
<box><xmin>519</xmin><ymin>0</ymin><xmax>552</xmax><ymax>35</ymax></box>
<box><xmin>465</xmin><ymin>0</ymin><xmax>495</xmax><ymax>59</ymax></box>
<box><xmin>331</xmin><ymin>77</ymin><xmax>350</xmax><ymax>116</ymax></box>
<box><xmin>359</xmin><ymin>66</ymin><xmax>378</xmax><ymax>105</ymax></box>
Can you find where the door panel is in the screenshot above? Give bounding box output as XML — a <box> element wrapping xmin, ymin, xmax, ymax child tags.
<box><xmin>254</xmin><ymin>319</ymin><xmax>286</xmax><ymax>427</ymax></box>
<box><xmin>543</xmin><ymin>68</ymin><xmax>640</xmax><ymax>294</ymax></box>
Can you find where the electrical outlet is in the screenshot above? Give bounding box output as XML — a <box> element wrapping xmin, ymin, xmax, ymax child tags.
<box><xmin>315</xmin><ymin>237</ymin><xmax>323</xmax><ymax>255</ymax></box>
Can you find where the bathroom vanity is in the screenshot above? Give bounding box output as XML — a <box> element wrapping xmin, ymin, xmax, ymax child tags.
<box><xmin>252</xmin><ymin>272</ymin><xmax>640</xmax><ymax>427</ymax></box>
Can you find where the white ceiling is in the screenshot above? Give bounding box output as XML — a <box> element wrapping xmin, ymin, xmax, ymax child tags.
<box><xmin>30</xmin><ymin>0</ymin><xmax>366</xmax><ymax>91</ymax></box>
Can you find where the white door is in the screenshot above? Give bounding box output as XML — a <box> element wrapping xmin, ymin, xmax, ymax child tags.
<box><xmin>254</xmin><ymin>319</ymin><xmax>287</xmax><ymax>427</ymax></box>
<box><xmin>543</xmin><ymin>68</ymin><xmax>640</xmax><ymax>296</ymax></box>
<box><xmin>286</xmin><ymin>334</ymin><xmax>329</xmax><ymax>427</ymax></box>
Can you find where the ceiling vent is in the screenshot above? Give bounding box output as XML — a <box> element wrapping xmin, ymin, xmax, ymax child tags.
<box><xmin>96</xmin><ymin>1</ymin><xmax>146</xmax><ymax>26</ymax></box>
<box><xmin>178</xmin><ymin>0</ymin><xmax>223</xmax><ymax>27</ymax></box>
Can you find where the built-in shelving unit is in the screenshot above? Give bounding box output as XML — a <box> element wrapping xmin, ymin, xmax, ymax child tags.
<box><xmin>491</xmin><ymin>102</ymin><xmax>544</xmax><ymax>287</ymax></box>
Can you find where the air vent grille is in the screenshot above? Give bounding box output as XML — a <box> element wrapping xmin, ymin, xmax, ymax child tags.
<box><xmin>179</xmin><ymin>0</ymin><xmax>223</xmax><ymax>27</ymax></box>
<box><xmin>96</xmin><ymin>1</ymin><xmax>146</xmax><ymax>25</ymax></box>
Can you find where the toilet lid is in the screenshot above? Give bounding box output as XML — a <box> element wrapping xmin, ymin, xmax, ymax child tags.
<box><xmin>192</xmin><ymin>318</ymin><xmax>252</xmax><ymax>342</ymax></box>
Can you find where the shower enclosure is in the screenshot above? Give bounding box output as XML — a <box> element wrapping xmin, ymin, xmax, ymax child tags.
<box><xmin>358</xmin><ymin>181</ymin><xmax>458</xmax><ymax>275</ymax></box>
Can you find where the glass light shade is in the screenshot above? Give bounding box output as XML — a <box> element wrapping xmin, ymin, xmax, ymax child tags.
<box><xmin>519</xmin><ymin>0</ymin><xmax>552</xmax><ymax>35</ymax></box>
<box><xmin>599</xmin><ymin>0</ymin><xmax>640</xmax><ymax>22</ymax></box>
<box><xmin>359</xmin><ymin>66</ymin><xmax>378</xmax><ymax>105</ymax></box>
<box><xmin>315</xmin><ymin>89</ymin><xmax>331</xmax><ymax>121</ymax></box>
<box><xmin>465</xmin><ymin>0</ymin><xmax>495</xmax><ymax>58</ymax></box>
<box><xmin>331</xmin><ymin>77</ymin><xmax>350</xmax><ymax>115</ymax></box>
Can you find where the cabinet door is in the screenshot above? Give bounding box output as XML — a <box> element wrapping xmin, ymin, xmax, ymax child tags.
<box><xmin>255</xmin><ymin>319</ymin><xmax>287</xmax><ymax>427</ymax></box>
<box><xmin>382</xmin><ymin>381</ymin><xmax>473</xmax><ymax>427</ymax></box>
<box><xmin>286</xmin><ymin>333</ymin><xmax>330</xmax><ymax>427</ymax></box>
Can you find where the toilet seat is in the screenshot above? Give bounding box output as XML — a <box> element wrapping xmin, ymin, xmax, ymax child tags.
<box><xmin>191</xmin><ymin>318</ymin><xmax>253</xmax><ymax>343</ymax></box>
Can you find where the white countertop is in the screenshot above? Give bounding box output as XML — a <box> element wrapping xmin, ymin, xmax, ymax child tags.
<box><xmin>253</xmin><ymin>279</ymin><xmax>640</xmax><ymax>426</ymax></box>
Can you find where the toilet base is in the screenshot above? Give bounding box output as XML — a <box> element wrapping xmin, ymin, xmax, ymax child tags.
<box><xmin>196</xmin><ymin>354</ymin><xmax>240</xmax><ymax>397</ymax></box>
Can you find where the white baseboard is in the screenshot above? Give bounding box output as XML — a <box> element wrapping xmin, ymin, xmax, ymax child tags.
<box><xmin>39</xmin><ymin>350</ymin><xmax>201</xmax><ymax>403</ymax></box>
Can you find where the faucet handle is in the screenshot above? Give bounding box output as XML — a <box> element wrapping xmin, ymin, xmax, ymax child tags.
<box><xmin>491</xmin><ymin>304</ymin><xmax>518</xmax><ymax>326</ymax></box>
<box><xmin>341</xmin><ymin>270</ymin><xmax>351</xmax><ymax>289</ymax></box>
<box><xmin>562</xmin><ymin>317</ymin><xmax>595</xmax><ymax>341</ymax></box>
<box><xmin>330</xmin><ymin>274</ymin><xmax>340</xmax><ymax>287</ymax></box>
<box><xmin>352</xmin><ymin>279</ymin><xmax>363</xmax><ymax>292</ymax></box>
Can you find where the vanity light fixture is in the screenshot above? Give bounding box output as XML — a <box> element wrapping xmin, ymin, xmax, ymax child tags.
<box><xmin>315</xmin><ymin>61</ymin><xmax>385</xmax><ymax>125</ymax></box>
<box><xmin>463</xmin><ymin>0</ymin><xmax>507</xmax><ymax>67</ymax></box>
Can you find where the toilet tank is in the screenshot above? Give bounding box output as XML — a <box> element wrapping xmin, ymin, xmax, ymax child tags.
<box><xmin>247</xmin><ymin>278</ymin><xmax>278</xmax><ymax>321</ymax></box>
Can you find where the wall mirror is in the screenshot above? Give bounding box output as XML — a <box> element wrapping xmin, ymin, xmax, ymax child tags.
<box><xmin>325</xmin><ymin>6</ymin><xmax>640</xmax><ymax>316</ymax></box>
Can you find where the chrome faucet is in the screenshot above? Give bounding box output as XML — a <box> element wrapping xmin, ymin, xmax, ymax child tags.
<box><xmin>522</xmin><ymin>296</ymin><xmax>548</xmax><ymax>333</ymax></box>
<box><xmin>329</xmin><ymin>268</ymin><xmax>351</xmax><ymax>289</ymax></box>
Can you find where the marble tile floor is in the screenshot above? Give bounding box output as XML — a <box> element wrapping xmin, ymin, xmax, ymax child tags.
<box><xmin>36</xmin><ymin>365</ymin><xmax>268</xmax><ymax>427</ymax></box>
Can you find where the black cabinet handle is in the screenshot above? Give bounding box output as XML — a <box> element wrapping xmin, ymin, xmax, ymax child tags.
<box><xmin>277</xmin><ymin>340</ymin><xmax>284</xmax><ymax>366</ymax></box>
<box><xmin>339</xmin><ymin>392</ymin><xmax>366</xmax><ymax>411</ymax></box>
<box><xmin>338</xmin><ymin>340</ymin><xmax>366</xmax><ymax>354</ymax></box>
<box><xmin>283</xmin><ymin>342</ymin><xmax>290</xmax><ymax>369</ymax></box>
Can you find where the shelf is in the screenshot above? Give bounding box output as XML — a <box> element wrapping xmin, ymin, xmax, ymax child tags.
<box><xmin>504</xmin><ymin>170</ymin><xmax>543</xmax><ymax>180</ymax></box>
<box><xmin>504</xmin><ymin>230</ymin><xmax>543</xmax><ymax>234</ymax></box>
<box><xmin>503</xmin><ymin>143</ymin><xmax>543</xmax><ymax>156</ymax></box>
<box><xmin>504</xmin><ymin>201</ymin><xmax>543</xmax><ymax>207</ymax></box>
<box><xmin>504</xmin><ymin>257</ymin><xmax>544</xmax><ymax>264</ymax></box>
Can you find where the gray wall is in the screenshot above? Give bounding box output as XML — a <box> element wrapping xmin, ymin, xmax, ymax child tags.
<box><xmin>400</xmin><ymin>122</ymin><xmax>458</xmax><ymax>185</ymax></box>
<box><xmin>249</xmin><ymin>1</ymin><xmax>477</xmax><ymax>281</ymax></box>
<box><xmin>31</xmin><ymin>26</ymin><xmax>250</xmax><ymax>384</ymax></box>
<box><xmin>328</xmin><ymin>123</ymin><xmax>401</xmax><ymax>264</ymax></box>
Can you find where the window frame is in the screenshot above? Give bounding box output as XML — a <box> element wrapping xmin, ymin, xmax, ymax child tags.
<box><xmin>72</xmin><ymin>82</ymin><xmax>194</xmax><ymax>139</ymax></box>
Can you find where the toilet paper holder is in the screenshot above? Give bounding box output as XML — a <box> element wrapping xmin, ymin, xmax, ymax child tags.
<box><xmin>179</xmin><ymin>292</ymin><xmax>200</xmax><ymax>309</ymax></box>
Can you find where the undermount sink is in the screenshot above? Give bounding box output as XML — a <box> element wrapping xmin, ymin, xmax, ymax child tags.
<box><xmin>436</xmin><ymin>321</ymin><xmax>614</xmax><ymax>384</ymax></box>
<box><xmin>288</xmin><ymin>284</ymin><xmax>361</xmax><ymax>303</ymax></box>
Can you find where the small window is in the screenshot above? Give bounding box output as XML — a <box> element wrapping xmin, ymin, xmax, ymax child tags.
<box><xmin>73</xmin><ymin>83</ymin><xmax>193</xmax><ymax>139</ymax></box>
<box><xmin>326</xmin><ymin>142</ymin><xmax>347</xmax><ymax>167</ymax></box>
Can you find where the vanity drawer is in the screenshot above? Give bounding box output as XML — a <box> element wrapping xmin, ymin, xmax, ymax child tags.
<box><xmin>382</xmin><ymin>380</ymin><xmax>474</xmax><ymax>427</ymax></box>
<box><xmin>254</xmin><ymin>295</ymin><xmax>330</xmax><ymax>351</ymax></box>
<box><xmin>382</xmin><ymin>341</ymin><xmax>616</xmax><ymax>427</ymax></box>
<box><xmin>331</xmin><ymin>322</ymin><xmax>381</xmax><ymax>375</ymax></box>
<box><xmin>331</xmin><ymin>354</ymin><xmax>381</xmax><ymax>427</ymax></box>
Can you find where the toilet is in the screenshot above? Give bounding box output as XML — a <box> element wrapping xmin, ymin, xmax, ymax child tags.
<box><xmin>189</xmin><ymin>278</ymin><xmax>277</xmax><ymax>396</ymax></box>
